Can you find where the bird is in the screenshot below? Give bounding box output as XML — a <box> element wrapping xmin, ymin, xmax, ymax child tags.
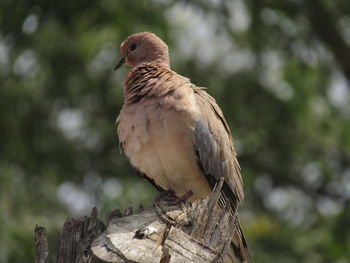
<box><xmin>115</xmin><ymin>32</ymin><xmax>253</xmax><ymax>263</ymax></box>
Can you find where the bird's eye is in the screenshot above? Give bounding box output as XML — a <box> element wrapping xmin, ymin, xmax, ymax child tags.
<box><xmin>129</xmin><ymin>43</ymin><xmax>137</xmax><ymax>51</ymax></box>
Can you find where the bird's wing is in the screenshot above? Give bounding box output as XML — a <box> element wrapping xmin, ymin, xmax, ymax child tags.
<box><xmin>193</xmin><ymin>86</ymin><xmax>253</xmax><ymax>263</ymax></box>
<box><xmin>192</xmin><ymin>86</ymin><xmax>244</xmax><ymax>210</ymax></box>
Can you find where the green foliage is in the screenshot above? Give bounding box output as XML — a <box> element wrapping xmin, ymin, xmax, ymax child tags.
<box><xmin>1</xmin><ymin>0</ymin><xmax>349</xmax><ymax>262</ymax></box>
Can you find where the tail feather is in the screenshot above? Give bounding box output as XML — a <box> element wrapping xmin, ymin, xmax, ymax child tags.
<box><xmin>224</xmin><ymin>219</ymin><xmax>254</xmax><ymax>263</ymax></box>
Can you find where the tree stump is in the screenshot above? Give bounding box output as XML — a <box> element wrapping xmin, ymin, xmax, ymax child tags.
<box><xmin>34</xmin><ymin>178</ymin><xmax>235</xmax><ymax>263</ymax></box>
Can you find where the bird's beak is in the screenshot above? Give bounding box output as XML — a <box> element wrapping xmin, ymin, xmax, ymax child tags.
<box><xmin>114</xmin><ymin>57</ymin><xmax>125</xmax><ymax>71</ymax></box>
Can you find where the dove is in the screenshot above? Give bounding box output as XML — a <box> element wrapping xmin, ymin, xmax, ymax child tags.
<box><xmin>115</xmin><ymin>32</ymin><xmax>253</xmax><ymax>263</ymax></box>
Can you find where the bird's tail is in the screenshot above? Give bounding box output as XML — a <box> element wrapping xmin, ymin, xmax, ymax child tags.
<box><xmin>224</xmin><ymin>219</ymin><xmax>254</xmax><ymax>263</ymax></box>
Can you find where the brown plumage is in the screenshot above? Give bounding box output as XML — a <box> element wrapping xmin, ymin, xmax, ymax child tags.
<box><xmin>116</xmin><ymin>32</ymin><xmax>253</xmax><ymax>263</ymax></box>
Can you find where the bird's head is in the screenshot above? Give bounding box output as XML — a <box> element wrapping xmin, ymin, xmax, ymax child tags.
<box><xmin>115</xmin><ymin>32</ymin><xmax>170</xmax><ymax>70</ymax></box>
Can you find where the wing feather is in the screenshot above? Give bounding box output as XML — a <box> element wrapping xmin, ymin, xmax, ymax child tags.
<box><xmin>192</xmin><ymin>86</ymin><xmax>244</xmax><ymax>210</ymax></box>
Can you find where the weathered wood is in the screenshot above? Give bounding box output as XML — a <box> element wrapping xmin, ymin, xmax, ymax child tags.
<box><xmin>34</xmin><ymin>225</ymin><xmax>49</xmax><ymax>263</ymax></box>
<box><xmin>56</xmin><ymin>207</ymin><xmax>106</xmax><ymax>263</ymax></box>
<box><xmin>35</xmin><ymin>178</ymin><xmax>236</xmax><ymax>263</ymax></box>
<box><xmin>92</xmin><ymin>178</ymin><xmax>235</xmax><ymax>263</ymax></box>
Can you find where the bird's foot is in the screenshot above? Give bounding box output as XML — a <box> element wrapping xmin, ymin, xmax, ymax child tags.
<box><xmin>155</xmin><ymin>189</ymin><xmax>176</xmax><ymax>201</ymax></box>
<box><xmin>154</xmin><ymin>190</ymin><xmax>192</xmax><ymax>226</ymax></box>
<box><xmin>168</xmin><ymin>190</ymin><xmax>193</xmax><ymax>205</ymax></box>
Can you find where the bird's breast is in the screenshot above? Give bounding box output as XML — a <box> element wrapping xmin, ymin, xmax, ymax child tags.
<box><xmin>117</xmin><ymin>93</ymin><xmax>211</xmax><ymax>199</ymax></box>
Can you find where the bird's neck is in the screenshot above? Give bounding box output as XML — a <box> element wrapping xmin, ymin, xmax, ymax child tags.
<box><xmin>123</xmin><ymin>63</ymin><xmax>188</xmax><ymax>105</ymax></box>
<box><xmin>135</xmin><ymin>57</ymin><xmax>170</xmax><ymax>69</ymax></box>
